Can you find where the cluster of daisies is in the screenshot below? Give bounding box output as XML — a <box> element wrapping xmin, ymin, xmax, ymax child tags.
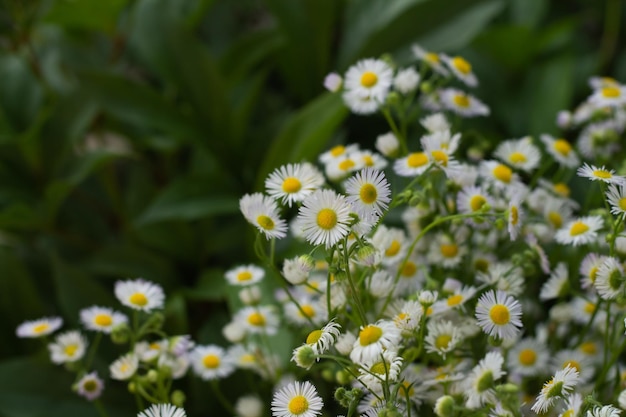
<box><xmin>231</xmin><ymin>53</ymin><xmax>626</xmax><ymax>417</ymax></box>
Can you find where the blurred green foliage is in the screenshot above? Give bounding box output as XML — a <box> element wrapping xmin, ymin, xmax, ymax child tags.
<box><xmin>0</xmin><ymin>0</ymin><xmax>624</xmax><ymax>415</ymax></box>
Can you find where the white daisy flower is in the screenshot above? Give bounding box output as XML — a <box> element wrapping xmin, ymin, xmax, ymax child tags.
<box><xmin>464</xmin><ymin>351</ymin><xmax>506</xmax><ymax>409</ymax></box>
<box><xmin>555</xmin><ymin>215</ymin><xmax>604</xmax><ymax>246</ymax></box>
<box><xmin>588</xmin><ymin>84</ymin><xmax>626</xmax><ymax>108</ymax></box>
<box><xmin>271</xmin><ymin>380</ymin><xmax>323</xmax><ymax>417</ymax></box>
<box><xmin>479</xmin><ymin>160</ymin><xmax>520</xmax><ymax>190</ymax></box>
<box><xmin>371</xmin><ymin>225</ymin><xmax>408</xmax><ymax>266</ymax></box>
<box><xmin>281</xmin><ymin>255</ymin><xmax>315</xmax><ymax>285</ymax></box>
<box><xmin>456</xmin><ymin>185</ymin><xmax>492</xmax><ymax>226</ymax></box>
<box><xmin>319</xmin><ymin>144</ymin><xmax>359</xmax><ymax>165</ymax></box>
<box><xmin>606</xmin><ymin>183</ymin><xmax>626</xmax><ymax>216</ymax></box>
<box><xmin>225</xmin><ymin>264</ymin><xmax>265</xmax><ymax>286</ymax></box>
<box><xmin>375</xmin><ymin>132</ymin><xmax>400</xmax><ymax>157</ymax></box>
<box><xmin>441</xmin><ymin>54</ymin><xmax>478</xmax><ymax>87</ymax></box>
<box><xmin>393</xmin><ymin>67</ymin><xmax>420</xmax><ymax>94</ymax></box>
<box><xmin>475</xmin><ymin>290</ymin><xmax>523</xmax><ymax>340</ymax></box>
<box><xmin>115</xmin><ymin>278</ymin><xmax>165</xmax><ymax>312</ymax></box>
<box><xmin>507</xmin><ymin>194</ymin><xmax>524</xmax><ymax>241</ymax></box>
<box><xmin>265</xmin><ymin>163</ymin><xmax>325</xmax><ymax>207</ymax></box>
<box><xmin>235</xmin><ymin>305</ymin><xmax>280</xmax><ymax>335</ymax></box>
<box><xmin>427</xmin><ymin>232</ymin><xmax>467</xmax><ymax>269</ymax></box>
<box><xmin>494</xmin><ymin>136</ymin><xmax>541</xmax><ymax>172</ymax></box>
<box><xmin>303</xmin><ymin>320</ymin><xmax>341</xmax><ymax>355</ymax></box>
<box><xmin>79</xmin><ymin>306</ymin><xmax>127</xmax><ymax>334</ymax></box>
<box><xmin>16</xmin><ymin>316</ymin><xmax>63</xmax><ymax>338</ymax></box>
<box><xmin>393</xmin><ymin>151</ymin><xmax>431</xmax><ymax>177</ymax></box>
<box><xmin>75</xmin><ymin>371</ymin><xmax>104</xmax><ymax>401</ymax></box>
<box><xmin>357</xmin><ymin>350</ymin><xmax>403</xmax><ymax>393</ymax></box>
<box><xmin>350</xmin><ymin>320</ymin><xmax>402</xmax><ymax>364</ymax></box>
<box><xmin>48</xmin><ymin>330</ymin><xmax>88</xmax><ymax>364</ymax></box>
<box><xmin>240</xmin><ymin>193</ymin><xmax>288</xmax><ymax>239</ymax></box>
<box><xmin>190</xmin><ymin>344</ymin><xmax>235</xmax><ymax>380</ymax></box>
<box><xmin>341</xmin><ymin>89</ymin><xmax>380</xmax><ymax>114</ymax></box>
<box><xmin>342</xmin><ymin>58</ymin><xmax>393</xmax><ymax>114</ymax></box>
<box><xmin>439</xmin><ymin>88</ymin><xmax>489</xmax><ymax>117</ymax></box>
<box><xmin>580</xmin><ymin>252</ymin><xmax>605</xmax><ymax>289</ymax></box>
<box><xmin>594</xmin><ymin>256</ymin><xmax>625</xmax><ymax>300</ymax></box>
<box><xmin>540</xmin><ymin>134</ymin><xmax>580</xmax><ymax>168</ymax></box>
<box><xmin>235</xmin><ymin>395</ymin><xmax>264</xmax><ymax>417</ymax></box>
<box><xmin>138</xmin><ymin>403</ymin><xmax>187</xmax><ymax>417</ymax></box>
<box><xmin>421</xmin><ymin>129</ymin><xmax>461</xmax><ymax>154</ymax></box>
<box><xmin>355</xmin><ymin>149</ymin><xmax>388</xmax><ymax>170</ymax></box>
<box><xmin>110</xmin><ymin>352</ymin><xmax>139</xmax><ymax>380</ymax></box>
<box><xmin>552</xmin><ymin>349</ymin><xmax>594</xmax><ymax>383</ymax></box>
<box><xmin>412</xmin><ymin>44</ymin><xmax>449</xmax><ymax>76</ymax></box>
<box><xmin>344</xmin><ymin>168</ymin><xmax>391</xmax><ymax>220</ymax></box>
<box><xmin>421</xmin><ymin>113</ymin><xmax>450</xmax><ymax>133</ymax></box>
<box><xmin>540</xmin><ymin>263</ymin><xmax>570</xmax><ymax>300</ymax></box>
<box><xmin>424</xmin><ymin>320</ymin><xmax>461</xmax><ymax>359</ymax></box>
<box><xmin>577</xmin><ymin>120</ymin><xmax>622</xmax><ymax>160</ymax></box>
<box><xmin>284</xmin><ymin>297</ymin><xmax>327</xmax><ymax>326</ymax></box>
<box><xmin>577</xmin><ymin>163</ymin><xmax>626</xmax><ymax>185</ymax></box>
<box><xmin>531</xmin><ymin>365</ymin><xmax>580</xmax><ymax>414</ymax></box>
<box><xmin>392</xmin><ymin>300</ymin><xmax>423</xmax><ymax>332</ymax></box>
<box><xmin>507</xmin><ymin>337</ymin><xmax>549</xmax><ymax>377</ymax></box>
<box><xmin>558</xmin><ymin>393</ymin><xmax>583</xmax><ymax>417</ymax></box>
<box><xmin>298</xmin><ymin>189</ymin><xmax>352</xmax><ymax>248</ymax></box>
<box><xmin>587</xmin><ymin>405</ymin><xmax>622</xmax><ymax>417</ymax></box>
<box><xmin>324</xmin><ymin>153</ymin><xmax>363</xmax><ymax>181</ymax></box>
<box><xmin>431</xmin><ymin>286</ymin><xmax>477</xmax><ymax>314</ymax></box>
<box><xmin>589</xmin><ymin>75</ymin><xmax>620</xmax><ymax>90</ymax></box>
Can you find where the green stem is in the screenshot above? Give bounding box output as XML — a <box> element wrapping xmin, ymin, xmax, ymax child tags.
<box><xmin>93</xmin><ymin>399</ymin><xmax>110</xmax><ymax>417</ymax></box>
<box><xmin>84</xmin><ymin>332</ymin><xmax>102</xmax><ymax>370</ymax></box>
<box><xmin>211</xmin><ymin>380</ymin><xmax>236</xmax><ymax>414</ymax></box>
<box><xmin>343</xmin><ymin>238</ymin><xmax>368</xmax><ymax>326</ymax></box>
<box><xmin>382</xmin><ymin>108</ymin><xmax>408</xmax><ymax>155</ymax></box>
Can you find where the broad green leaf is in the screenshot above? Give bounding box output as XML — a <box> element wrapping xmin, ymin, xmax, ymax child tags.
<box><xmin>473</xmin><ymin>25</ymin><xmax>536</xmax><ymax>71</ymax></box>
<box><xmin>135</xmin><ymin>179</ymin><xmax>239</xmax><ymax>225</ymax></box>
<box><xmin>257</xmin><ymin>92</ymin><xmax>348</xmax><ymax>190</ymax></box>
<box><xmin>43</xmin><ymin>0</ymin><xmax>128</xmax><ymax>33</ymax></box>
<box><xmin>0</xmin><ymin>55</ymin><xmax>43</xmax><ymax>132</ymax></box>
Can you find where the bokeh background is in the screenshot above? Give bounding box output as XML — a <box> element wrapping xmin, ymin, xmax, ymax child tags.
<box><xmin>0</xmin><ymin>0</ymin><xmax>625</xmax><ymax>415</ymax></box>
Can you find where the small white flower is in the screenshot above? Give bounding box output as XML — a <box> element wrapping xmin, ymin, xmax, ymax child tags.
<box><xmin>375</xmin><ymin>132</ymin><xmax>399</xmax><ymax>157</ymax></box>
<box><xmin>271</xmin><ymin>380</ymin><xmax>324</xmax><ymax>417</ymax></box>
<box><xmin>441</xmin><ymin>54</ymin><xmax>478</xmax><ymax>87</ymax></box>
<box><xmin>555</xmin><ymin>216</ymin><xmax>604</xmax><ymax>246</ymax></box>
<box><xmin>16</xmin><ymin>316</ymin><xmax>63</xmax><ymax>338</ymax></box>
<box><xmin>298</xmin><ymin>189</ymin><xmax>352</xmax><ymax>248</ymax></box>
<box><xmin>190</xmin><ymin>344</ymin><xmax>235</xmax><ymax>380</ymax></box>
<box><xmin>577</xmin><ymin>163</ymin><xmax>626</xmax><ymax>185</ymax></box>
<box><xmin>48</xmin><ymin>330</ymin><xmax>88</xmax><ymax>364</ymax></box>
<box><xmin>240</xmin><ymin>193</ymin><xmax>288</xmax><ymax>239</ymax></box>
<box><xmin>531</xmin><ymin>365</ymin><xmax>580</xmax><ymax>414</ymax></box>
<box><xmin>137</xmin><ymin>403</ymin><xmax>187</xmax><ymax>417</ymax></box>
<box><xmin>115</xmin><ymin>278</ymin><xmax>165</xmax><ymax>312</ymax></box>
<box><xmin>393</xmin><ymin>67</ymin><xmax>420</xmax><ymax>94</ymax></box>
<box><xmin>110</xmin><ymin>352</ymin><xmax>139</xmax><ymax>380</ymax></box>
<box><xmin>344</xmin><ymin>168</ymin><xmax>391</xmax><ymax>220</ymax></box>
<box><xmin>80</xmin><ymin>306</ymin><xmax>128</xmax><ymax>334</ymax></box>
<box><xmin>323</xmin><ymin>72</ymin><xmax>342</xmax><ymax>92</ymax></box>
<box><xmin>439</xmin><ymin>88</ymin><xmax>489</xmax><ymax>117</ymax></box>
<box><xmin>475</xmin><ymin>290</ymin><xmax>523</xmax><ymax>340</ymax></box>
<box><xmin>75</xmin><ymin>371</ymin><xmax>104</xmax><ymax>401</ymax></box>
<box><xmin>265</xmin><ymin>163</ymin><xmax>325</xmax><ymax>207</ymax></box>
<box><xmin>225</xmin><ymin>264</ymin><xmax>265</xmax><ymax>286</ymax></box>
<box><xmin>494</xmin><ymin>136</ymin><xmax>541</xmax><ymax>172</ymax></box>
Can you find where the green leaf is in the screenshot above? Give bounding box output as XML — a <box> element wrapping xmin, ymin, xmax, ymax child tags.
<box><xmin>135</xmin><ymin>178</ymin><xmax>239</xmax><ymax>225</ymax></box>
<box><xmin>186</xmin><ymin>268</ymin><xmax>228</xmax><ymax>301</ymax></box>
<box><xmin>0</xmin><ymin>55</ymin><xmax>43</xmax><ymax>132</ymax></box>
<box><xmin>43</xmin><ymin>0</ymin><xmax>129</xmax><ymax>33</ymax></box>
<box><xmin>0</xmin><ymin>203</ymin><xmax>42</xmax><ymax>231</ymax></box>
<box><xmin>257</xmin><ymin>92</ymin><xmax>348</xmax><ymax>189</ymax></box>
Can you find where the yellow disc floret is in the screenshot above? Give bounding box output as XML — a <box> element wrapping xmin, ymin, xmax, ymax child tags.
<box><xmin>316</xmin><ymin>208</ymin><xmax>337</xmax><ymax>230</ymax></box>
<box><xmin>359</xmin><ymin>325</ymin><xmax>383</xmax><ymax>346</ymax></box>
<box><xmin>282</xmin><ymin>177</ymin><xmax>302</xmax><ymax>193</ymax></box>
<box><xmin>288</xmin><ymin>395</ymin><xmax>309</xmax><ymax>414</ymax></box>
<box><xmin>129</xmin><ymin>293</ymin><xmax>148</xmax><ymax>307</ymax></box>
<box><xmin>360</xmin><ymin>183</ymin><xmax>378</xmax><ymax>204</ymax></box>
<box><xmin>489</xmin><ymin>304</ymin><xmax>510</xmax><ymax>325</ymax></box>
<box><xmin>360</xmin><ymin>71</ymin><xmax>378</xmax><ymax>88</ymax></box>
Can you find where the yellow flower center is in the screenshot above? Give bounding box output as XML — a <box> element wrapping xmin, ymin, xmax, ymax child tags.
<box><xmin>363</xmin><ymin>155</ymin><xmax>375</xmax><ymax>166</ymax></box>
<box><xmin>431</xmin><ymin>150</ymin><xmax>448</xmax><ymax>166</ymax></box>
<box><xmin>440</xmin><ymin>244</ymin><xmax>458</xmax><ymax>258</ymax></box>
<box><xmin>282</xmin><ymin>177</ymin><xmax>302</xmax><ymax>193</ymax></box>
<box><xmin>306</xmin><ymin>329</ymin><xmax>322</xmax><ymax>345</ymax></box>
<box><xmin>518</xmin><ymin>349</ymin><xmax>537</xmax><ymax>366</ymax></box>
<box><xmin>359</xmin><ymin>325</ymin><xmax>383</xmax><ymax>346</ymax></box>
<box><xmin>553</xmin><ymin>182</ymin><xmax>570</xmax><ymax>197</ymax></box>
<box><xmin>288</xmin><ymin>395</ymin><xmax>309</xmax><ymax>415</ymax></box>
<box><xmin>589</xmin><ymin>266</ymin><xmax>599</xmax><ymax>283</ymax></box>
<box><xmin>256</xmin><ymin>215</ymin><xmax>275</xmax><ymax>230</ymax></box>
<box><xmin>569</xmin><ymin>221</ymin><xmax>589</xmax><ymax>236</ymax></box>
<box><xmin>237</xmin><ymin>271</ymin><xmax>253</xmax><ymax>282</ymax></box>
<box><xmin>385</xmin><ymin>240</ymin><xmax>401</xmax><ymax>257</ymax></box>
<box><xmin>203</xmin><ymin>354</ymin><xmax>220</xmax><ymax>369</ymax></box>
<box><xmin>83</xmin><ymin>380</ymin><xmax>98</xmax><ymax>392</ymax></box>
<box><xmin>360</xmin><ymin>71</ymin><xmax>378</xmax><ymax>88</ymax></box>
<box><xmin>33</xmin><ymin>323</ymin><xmax>49</xmax><ymax>334</ymax></box>
<box><xmin>339</xmin><ymin>159</ymin><xmax>355</xmax><ymax>171</ymax></box>
<box><xmin>247</xmin><ymin>312</ymin><xmax>266</xmax><ymax>326</ymax></box>
<box><xmin>508</xmin><ymin>152</ymin><xmax>527</xmax><ymax>164</ymax></box>
<box><xmin>489</xmin><ymin>304</ymin><xmax>510</xmax><ymax>325</ymax></box>
<box><xmin>447</xmin><ymin>294</ymin><xmax>463</xmax><ymax>307</ymax></box>
<box><xmin>602</xmin><ymin>86</ymin><xmax>620</xmax><ymax>98</ymax></box>
<box><xmin>553</xmin><ymin>139</ymin><xmax>572</xmax><ymax>156</ymax></box>
<box><xmin>580</xmin><ymin>341</ymin><xmax>597</xmax><ymax>355</ymax></box>
<box><xmin>493</xmin><ymin>164</ymin><xmax>512</xmax><ymax>183</ymax></box>
<box><xmin>593</xmin><ymin>169</ymin><xmax>612</xmax><ymax>179</ymax></box>
<box><xmin>563</xmin><ymin>360</ymin><xmax>581</xmax><ymax>373</ymax></box>
<box><xmin>453</xmin><ymin>94</ymin><xmax>470</xmax><ymax>108</ymax></box>
<box><xmin>619</xmin><ymin>197</ymin><xmax>626</xmax><ymax>211</ymax></box>
<box><xmin>370</xmin><ymin>361</ymin><xmax>389</xmax><ymax>375</ymax></box>
<box><xmin>435</xmin><ymin>334</ymin><xmax>452</xmax><ymax>349</ymax></box>
<box><xmin>510</xmin><ymin>206</ymin><xmax>519</xmax><ymax>225</ymax></box>
<box><xmin>407</xmin><ymin>152</ymin><xmax>429</xmax><ymax>168</ymax></box>
<box><xmin>563</xmin><ymin>410</ymin><xmax>575</xmax><ymax>417</ymax></box>
<box><xmin>330</xmin><ymin>145</ymin><xmax>345</xmax><ymax>157</ymax></box>
<box><xmin>452</xmin><ymin>56</ymin><xmax>472</xmax><ymax>74</ymax></box>
<box><xmin>425</xmin><ymin>52</ymin><xmax>440</xmax><ymax>63</ymax></box>
<box><xmin>316</xmin><ymin>208</ymin><xmax>337</xmax><ymax>230</ymax></box>
<box><xmin>584</xmin><ymin>302</ymin><xmax>596</xmax><ymax>314</ymax></box>
<box><xmin>129</xmin><ymin>293</ymin><xmax>148</xmax><ymax>307</ymax></box>
<box><xmin>300</xmin><ymin>304</ymin><xmax>315</xmax><ymax>318</ymax></box>
<box><xmin>360</xmin><ymin>183</ymin><xmax>378</xmax><ymax>204</ymax></box>
<box><xmin>94</xmin><ymin>314</ymin><xmax>113</xmax><ymax>327</ymax></box>
<box><xmin>64</xmin><ymin>344</ymin><xmax>78</xmax><ymax>357</ymax></box>
<box><xmin>470</xmin><ymin>195</ymin><xmax>487</xmax><ymax>212</ymax></box>
<box><xmin>399</xmin><ymin>381</ymin><xmax>415</xmax><ymax>397</ymax></box>
<box><xmin>401</xmin><ymin>261</ymin><xmax>417</xmax><ymax>277</ymax></box>
<box><xmin>548</xmin><ymin>211</ymin><xmax>562</xmax><ymax>228</ymax></box>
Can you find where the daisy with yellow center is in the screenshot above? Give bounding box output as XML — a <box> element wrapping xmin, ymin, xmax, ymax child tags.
<box><xmin>594</xmin><ymin>256</ymin><xmax>625</xmax><ymax>300</ymax></box>
<box><xmin>344</xmin><ymin>168</ymin><xmax>391</xmax><ymax>221</ymax></box>
<box><xmin>456</xmin><ymin>185</ymin><xmax>492</xmax><ymax>226</ymax></box>
<box><xmin>80</xmin><ymin>306</ymin><xmax>128</xmax><ymax>334</ymax></box>
<box><xmin>589</xmin><ymin>83</ymin><xmax>626</xmax><ymax>108</ymax></box>
<box><xmin>138</xmin><ymin>404</ymin><xmax>187</xmax><ymax>417</ymax></box>
<box><xmin>298</xmin><ymin>189</ymin><xmax>352</xmax><ymax>249</ymax></box>
<box><xmin>236</xmin><ymin>305</ymin><xmax>279</xmax><ymax>335</ymax></box>
<box><xmin>284</xmin><ymin>297</ymin><xmax>327</xmax><ymax>326</ymax></box>
<box><xmin>265</xmin><ymin>163</ymin><xmax>325</xmax><ymax>207</ymax></box>
<box><xmin>539</xmin><ymin>262</ymin><xmax>570</xmax><ymax>301</ymax></box>
<box><xmin>577</xmin><ymin>163</ymin><xmax>626</xmax><ymax>185</ymax></box>
<box><xmin>439</xmin><ymin>88</ymin><xmax>490</xmax><ymax>118</ymax></box>
<box><xmin>109</xmin><ymin>352</ymin><xmax>138</xmax><ymax>380</ymax></box>
<box><xmin>464</xmin><ymin>351</ymin><xmax>506</xmax><ymax>409</ymax></box>
<box><xmin>507</xmin><ymin>194</ymin><xmax>524</xmax><ymax>241</ymax></box>
<box><xmin>357</xmin><ymin>350</ymin><xmax>403</xmax><ymax>392</ymax></box>
<box><xmin>393</xmin><ymin>151</ymin><xmax>431</xmax><ymax>177</ymax></box>
<box><xmin>428</xmin><ymin>232</ymin><xmax>467</xmax><ymax>268</ymax></box>
<box><xmin>114</xmin><ymin>278</ymin><xmax>165</xmax><ymax>312</ymax></box>
<box><xmin>475</xmin><ymin>289</ymin><xmax>522</xmax><ymax>340</ymax></box>
<box><xmin>411</xmin><ymin>44</ymin><xmax>450</xmax><ymax>76</ymax></box>
<box><xmin>494</xmin><ymin>136</ymin><xmax>541</xmax><ymax>172</ymax></box>
<box><xmin>240</xmin><ymin>192</ymin><xmax>288</xmax><ymax>239</ymax></box>
<box><xmin>190</xmin><ymin>344</ymin><xmax>235</xmax><ymax>381</ymax></box>
<box><xmin>424</xmin><ymin>320</ymin><xmax>461</xmax><ymax>359</ymax></box>
<box><xmin>531</xmin><ymin>365</ymin><xmax>580</xmax><ymax>414</ymax></box>
<box><xmin>558</xmin><ymin>393</ymin><xmax>583</xmax><ymax>417</ymax></box>
<box><xmin>16</xmin><ymin>316</ymin><xmax>63</xmax><ymax>338</ymax></box>
<box><xmin>442</xmin><ymin>54</ymin><xmax>478</xmax><ymax>87</ymax></box>
<box><xmin>350</xmin><ymin>320</ymin><xmax>402</xmax><ymax>364</ymax></box>
<box><xmin>271</xmin><ymin>380</ymin><xmax>323</xmax><ymax>417</ymax></box>
<box><xmin>75</xmin><ymin>371</ymin><xmax>104</xmax><ymax>401</ymax></box>
<box><xmin>507</xmin><ymin>337</ymin><xmax>548</xmax><ymax>377</ymax></box>
<box><xmin>555</xmin><ymin>215</ymin><xmax>603</xmax><ymax>246</ymax></box>
<box><xmin>605</xmin><ymin>183</ymin><xmax>626</xmax><ymax>217</ymax></box>
<box><xmin>225</xmin><ymin>264</ymin><xmax>265</xmax><ymax>287</ymax></box>
<box><xmin>342</xmin><ymin>58</ymin><xmax>393</xmax><ymax>115</ymax></box>
<box><xmin>48</xmin><ymin>330</ymin><xmax>88</xmax><ymax>364</ymax></box>
<box><xmin>480</xmin><ymin>160</ymin><xmax>520</xmax><ymax>189</ymax></box>
<box><xmin>553</xmin><ymin>350</ymin><xmax>593</xmax><ymax>383</ymax></box>
<box><xmin>540</xmin><ymin>134</ymin><xmax>580</xmax><ymax>168</ymax></box>
<box><xmin>579</xmin><ymin>252</ymin><xmax>605</xmax><ymax>289</ymax></box>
